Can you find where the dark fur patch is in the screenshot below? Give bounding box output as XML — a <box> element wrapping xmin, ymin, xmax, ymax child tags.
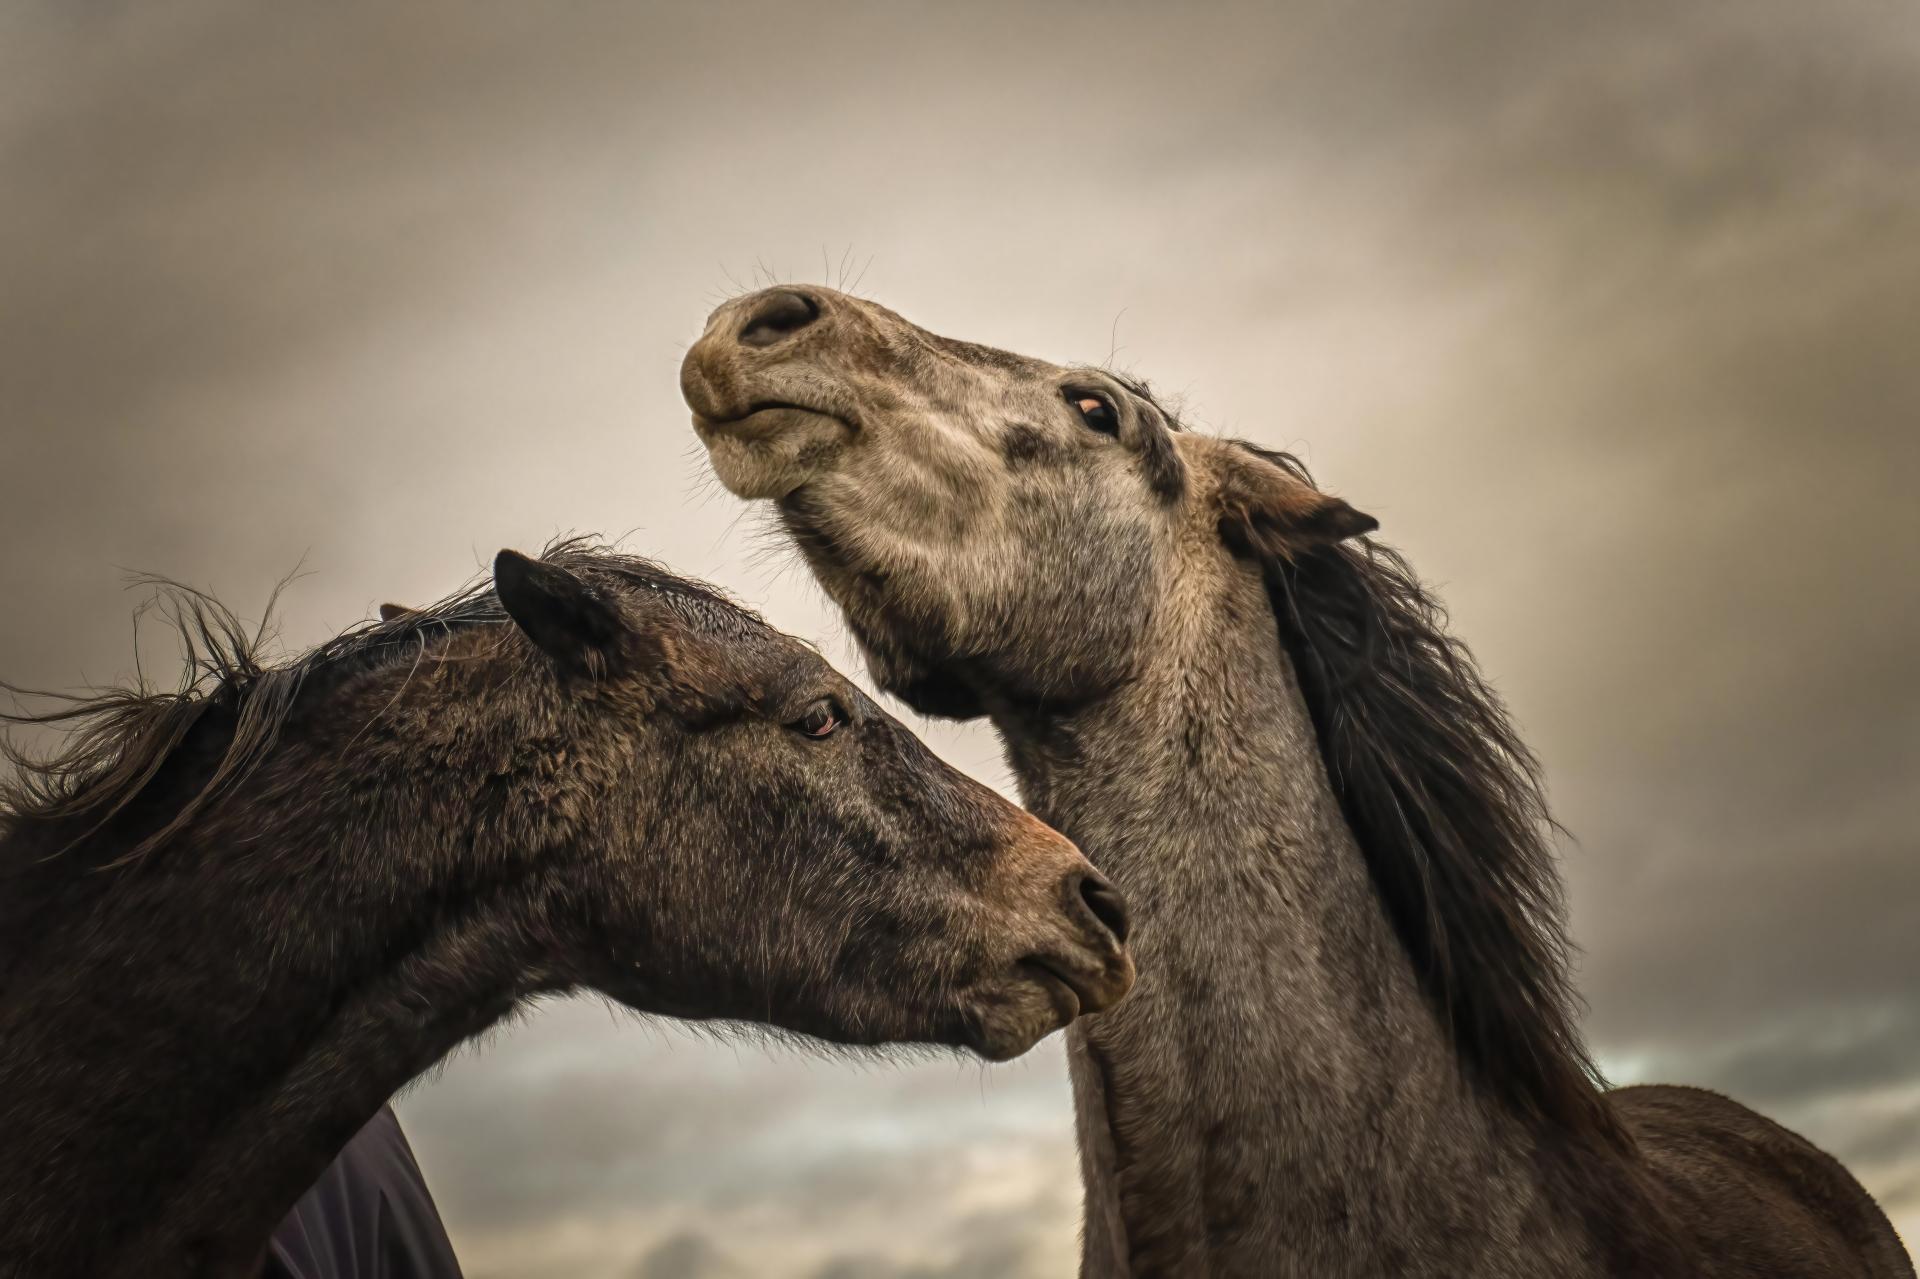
<box><xmin>1136</xmin><ymin>417</ymin><xmax>1186</xmax><ymax>502</ymax></box>
<box><xmin>1001</xmin><ymin>422</ymin><xmax>1055</xmax><ymax>466</ymax></box>
<box><xmin>1100</xmin><ymin>371</ymin><xmax>1186</xmax><ymax>501</ymax></box>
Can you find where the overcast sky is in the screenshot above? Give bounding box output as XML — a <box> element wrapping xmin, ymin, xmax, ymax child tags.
<box><xmin>3</xmin><ymin>2</ymin><xmax>1916</xmax><ymax>1273</ymax></box>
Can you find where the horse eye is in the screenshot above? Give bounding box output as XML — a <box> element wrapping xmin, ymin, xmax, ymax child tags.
<box><xmin>789</xmin><ymin>699</ymin><xmax>843</xmax><ymax>739</ymax></box>
<box><xmin>1068</xmin><ymin>392</ymin><xmax>1119</xmax><ymax>436</ymax></box>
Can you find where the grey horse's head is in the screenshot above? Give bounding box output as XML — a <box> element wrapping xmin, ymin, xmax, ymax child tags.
<box><xmin>681</xmin><ymin>286</ymin><xmax>1376</xmax><ymax>718</ymax></box>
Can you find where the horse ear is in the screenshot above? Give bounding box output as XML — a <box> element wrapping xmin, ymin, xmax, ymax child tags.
<box><xmin>377</xmin><ymin>602</ymin><xmax>414</xmax><ymax>622</ymax></box>
<box><xmin>1215</xmin><ymin>442</ymin><xmax>1377</xmax><ymax>561</ymax></box>
<box><xmin>494</xmin><ymin>549</ymin><xmax>634</xmax><ymax>678</ymax></box>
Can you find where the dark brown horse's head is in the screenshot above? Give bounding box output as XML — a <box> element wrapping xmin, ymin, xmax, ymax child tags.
<box><xmin>1</xmin><ymin>545</ymin><xmax>1133</xmax><ymax>1066</ymax></box>
<box><xmin>680</xmin><ymin>287</ymin><xmax>1376</xmax><ymax>718</ymax></box>
<box><xmin>0</xmin><ymin>544</ymin><xmax>1135</xmax><ymax>1275</ymax></box>
<box><xmin>477</xmin><ymin>547</ymin><xmax>1133</xmax><ymax>1060</ymax></box>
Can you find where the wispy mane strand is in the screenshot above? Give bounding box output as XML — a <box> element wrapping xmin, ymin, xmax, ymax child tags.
<box><xmin>0</xmin><ymin>580</ymin><xmax>304</xmax><ymax>868</ymax></box>
<box><xmin>1</xmin><ymin>538</ymin><xmax>723</xmax><ymax>869</ymax></box>
<box><xmin>1249</xmin><ymin>448</ymin><xmax>1620</xmax><ymax>1143</ymax></box>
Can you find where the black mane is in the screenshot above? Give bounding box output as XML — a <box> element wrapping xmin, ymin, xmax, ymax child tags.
<box><xmin>1</xmin><ymin>539</ymin><xmax>753</xmax><ymax>867</ymax></box>
<box><xmin>1248</xmin><ymin>448</ymin><xmax>1619</xmax><ymax>1143</ymax></box>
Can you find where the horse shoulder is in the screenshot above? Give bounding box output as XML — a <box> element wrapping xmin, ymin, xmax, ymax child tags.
<box><xmin>1608</xmin><ymin>1083</ymin><xmax>1914</xmax><ymax>1277</ymax></box>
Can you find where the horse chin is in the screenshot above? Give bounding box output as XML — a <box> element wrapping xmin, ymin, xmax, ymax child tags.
<box><xmin>692</xmin><ymin>407</ymin><xmax>849</xmax><ymax>500</ymax></box>
<box><xmin>964</xmin><ymin>1017</ymin><xmax>1054</xmax><ymax>1063</ymax></box>
<box><xmin>962</xmin><ymin>975</ymin><xmax>1083</xmax><ymax>1062</ymax></box>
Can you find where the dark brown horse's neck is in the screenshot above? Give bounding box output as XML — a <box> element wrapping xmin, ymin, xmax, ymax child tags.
<box><xmin>996</xmin><ymin>573</ymin><xmax>1587</xmax><ymax>1277</ymax></box>
<box><xmin>0</xmin><ymin>739</ymin><xmax>566</xmax><ymax>1279</ymax></box>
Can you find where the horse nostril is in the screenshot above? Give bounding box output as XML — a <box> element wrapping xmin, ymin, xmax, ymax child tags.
<box><xmin>1076</xmin><ymin>872</ymin><xmax>1131</xmax><ymax>945</ymax></box>
<box><xmin>739</xmin><ymin>290</ymin><xmax>820</xmax><ymax>347</ymax></box>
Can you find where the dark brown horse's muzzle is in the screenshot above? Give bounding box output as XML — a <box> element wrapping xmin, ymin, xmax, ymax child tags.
<box><xmin>996</xmin><ymin>819</ymin><xmax>1136</xmax><ymax>1022</ymax></box>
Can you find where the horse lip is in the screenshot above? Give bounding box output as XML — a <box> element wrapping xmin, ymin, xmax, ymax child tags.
<box><xmin>1018</xmin><ymin>955</ymin><xmax>1087</xmax><ymax>1023</ymax></box>
<box><xmin>959</xmin><ymin>1012</ymin><xmax>1031</xmax><ymax>1063</ymax></box>
<box><xmin>694</xmin><ymin>401</ymin><xmax>852</xmax><ymax>438</ymax></box>
<box><xmin>959</xmin><ymin>953</ymin><xmax>1130</xmax><ymax>1061</ymax></box>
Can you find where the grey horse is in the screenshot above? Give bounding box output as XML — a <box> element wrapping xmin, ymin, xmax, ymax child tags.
<box><xmin>682</xmin><ymin>287</ymin><xmax>1911</xmax><ymax>1278</ymax></box>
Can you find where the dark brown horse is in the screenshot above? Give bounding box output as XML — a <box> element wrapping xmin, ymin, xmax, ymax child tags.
<box><xmin>0</xmin><ymin>540</ymin><xmax>1134</xmax><ymax>1279</ymax></box>
<box><xmin>682</xmin><ymin>287</ymin><xmax>1912</xmax><ymax>1277</ymax></box>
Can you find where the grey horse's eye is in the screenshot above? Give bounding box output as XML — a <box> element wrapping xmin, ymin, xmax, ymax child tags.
<box><xmin>1066</xmin><ymin>391</ymin><xmax>1119</xmax><ymax>436</ymax></box>
<box><xmin>789</xmin><ymin>698</ymin><xmax>845</xmax><ymax>739</ymax></box>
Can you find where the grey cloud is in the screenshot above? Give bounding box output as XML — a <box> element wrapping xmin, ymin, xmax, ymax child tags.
<box><xmin>1618</xmin><ymin>1004</ymin><xmax>1920</xmax><ymax>1115</ymax></box>
<box><xmin>631</xmin><ymin>1232</ymin><xmax>749</xmax><ymax>1279</ymax></box>
<box><xmin>399</xmin><ymin>1000</ymin><xmax>1073</xmax><ymax>1235</ymax></box>
<box><xmin>622</xmin><ymin>1228</ymin><xmax>1041</xmax><ymax>1279</ymax></box>
<box><xmin>1834</xmin><ymin>1106</ymin><xmax>1920</xmax><ymax>1176</ymax></box>
<box><xmin>807</xmin><ymin>1239</ymin><xmax>1034</xmax><ymax>1279</ymax></box>
<box><xmin>804</xmin><ymin>1203</ymin><xmax>1059</xmax><ymax>1279</ymax></box>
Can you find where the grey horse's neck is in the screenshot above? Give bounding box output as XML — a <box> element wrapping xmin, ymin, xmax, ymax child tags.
<box><xmin>996</xmin><ymin>566</ymin><xmax>1588</xmax><ymax>1278</ymax></box>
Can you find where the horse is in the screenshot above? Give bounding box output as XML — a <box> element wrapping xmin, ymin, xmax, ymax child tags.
<box><xmin>0</xmin><ymin>539</ymin><xmax>1134</xmax><ymax>1278</ymax></box>
<box><xmin>680</xmin><ymin>286</ymin><xmax>1910</xmax><ymax>1277</ymax></box>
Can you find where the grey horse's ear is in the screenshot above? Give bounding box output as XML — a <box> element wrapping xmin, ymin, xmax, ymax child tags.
<box><xmin>494</xmin><ymin>550</ymin><xmax>650</xmax><ymax>679</ymax></box>
<box><xmin>1215</xmin><ymin>442</ymin><xmax>1377</xmax><ymax>561</ymax></box>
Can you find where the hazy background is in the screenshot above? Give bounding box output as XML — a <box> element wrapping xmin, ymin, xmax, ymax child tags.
<box><xmin>4</xmin><ymin>2</ymin><xmax>1916</xmax><ymax>1273</ymax></box>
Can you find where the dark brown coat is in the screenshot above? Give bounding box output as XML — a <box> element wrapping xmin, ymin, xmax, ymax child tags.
<box><xmin>0</xmin><ymin>541</ymin><xmax>1132</xmax><ymax>1279</ymax></box>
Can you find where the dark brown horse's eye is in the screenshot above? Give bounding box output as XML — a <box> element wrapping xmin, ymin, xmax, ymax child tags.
<box><xmin>790</xmin><ymin>699</ymin><xmax>843</xmax><ymax>739</ymax></box>
<box><xmin>1067</xmin><ymin>391</ymin><xmax>1119</xmax><ymax>435</ymax></box>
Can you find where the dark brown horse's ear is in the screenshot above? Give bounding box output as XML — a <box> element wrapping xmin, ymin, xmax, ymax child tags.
<box><xmin>377</xmin><ymin>602</ymin><xmax>414</xmax><ymax>622</ymax></box>
<box><xmin>494</xmin><ymin>549</ymin><xmax>639</xmax><ymax>679</ymax></box>
<box><xmin>1215</xmin><ymin>442</ymin><xmax>1377</xmax><ymax>561</ymax></box>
